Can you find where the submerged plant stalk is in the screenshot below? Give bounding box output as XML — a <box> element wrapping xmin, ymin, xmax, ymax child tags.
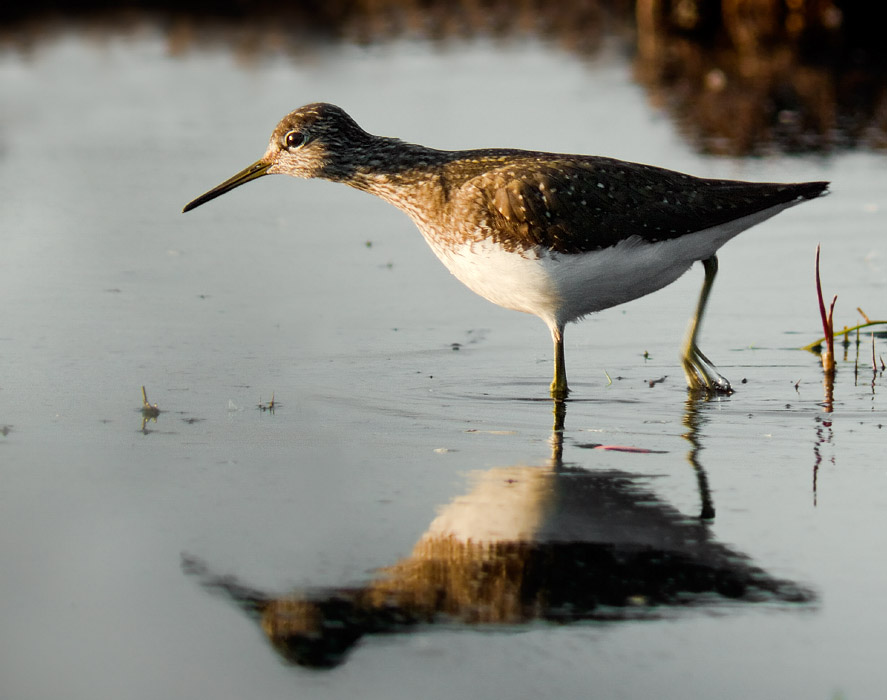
<box><xmin>815</xmin><ymin>245</ymin><xmax>836</xmax><ymax>375</ymax></box>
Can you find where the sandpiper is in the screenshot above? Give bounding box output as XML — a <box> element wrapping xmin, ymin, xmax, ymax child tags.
<box><xmin>183</xmin><ymin>103</ymin><xmax>828</xmax><ymax>399</ymax></box>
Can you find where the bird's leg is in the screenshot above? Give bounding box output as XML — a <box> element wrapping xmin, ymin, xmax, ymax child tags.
<box><xmin>681</xmin><ymin>256</ymin><xmax>732</xmax><ymax>394</ymax></box>
<box><xmin>550</xmin><ymin>324</ymin><xmax>570</xmax><ymax>400</ymax></box>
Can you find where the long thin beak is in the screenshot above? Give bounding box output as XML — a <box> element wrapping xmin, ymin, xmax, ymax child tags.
<box><xmin>183</xmin><ymin>159</ymin><xmax>272</xmax><ymax>213</ymax></box>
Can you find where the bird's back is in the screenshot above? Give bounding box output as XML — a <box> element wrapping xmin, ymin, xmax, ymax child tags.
<box><xmin>436</xmin><ymin>151</ymin><xmax>828</xmax><ymax>254</ymax></box>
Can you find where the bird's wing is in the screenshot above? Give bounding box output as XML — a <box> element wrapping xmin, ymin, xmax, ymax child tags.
<box><xmin>455</xmin><ymin>156</ymin><xmax>826</xmax><ymax>254</ymax></box>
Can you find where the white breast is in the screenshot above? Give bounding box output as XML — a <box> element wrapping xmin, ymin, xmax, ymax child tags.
<box><xmin>423</xmin><ymin>236</ymin><xmax>563</xmax><ymax>327</ymax></box>
<box><xmin>415</xmin><ymin>204</ymin><xmax>793</xmax><ymax>330</ymax></box>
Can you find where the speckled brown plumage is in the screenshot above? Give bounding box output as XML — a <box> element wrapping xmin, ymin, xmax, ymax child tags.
<box><xmin>183</xmin><ymin>103</ymin><xmax>830</xmax><ymax>398</ymax></box>
<box><xmin>252</xmin><ymin>103</ymin><xmax>828</xmax><ymax>255</ymax></box>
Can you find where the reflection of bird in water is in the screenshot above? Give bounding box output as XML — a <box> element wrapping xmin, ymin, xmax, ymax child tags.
<box><xmin>183</xmin><ymin>403</ymin><xmax>811</xmax><ymax>668</ymax></box>
<box><xmin>183</xmin><ymin>103</ymin><xmax>828</xmax><ymax>398</ymax></box>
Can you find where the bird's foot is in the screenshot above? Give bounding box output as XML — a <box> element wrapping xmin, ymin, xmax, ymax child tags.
<box><xmin>550</xmin><ymin>378</ymin><xmax>570</xmax><ymax>401</ymax></box>
<box><xmin>682</xmin><ymin>347</ymin><xmax>733</xmax><ymax>395</ymax></box>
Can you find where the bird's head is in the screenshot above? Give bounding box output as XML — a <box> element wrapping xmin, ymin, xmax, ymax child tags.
<box><xmin>183</xmin><ymin>103</ymin><xmax>370</xmax><ymax>213</ymax></box>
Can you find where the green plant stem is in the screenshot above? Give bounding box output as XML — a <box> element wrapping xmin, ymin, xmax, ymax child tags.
<box><xmin>801</xmin><ymin>320</ymin><xmax>887</xmax><ymax>353</ymax></box>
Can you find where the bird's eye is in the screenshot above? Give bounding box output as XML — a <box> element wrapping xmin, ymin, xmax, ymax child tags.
<box><xmin>284</xmin><ymin>130</ymin><xmax>307</xmax><ymax>149</ymax></box>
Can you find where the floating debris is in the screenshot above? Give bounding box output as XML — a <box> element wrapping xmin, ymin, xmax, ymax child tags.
<box><xmin>139</xmin><ymin>386</ymin><xmax>161</xmax><ymax>433</ymax></box>
<box><xmin>257</xmin><ymin>393</ymin><xmax>277</xmax><ymax>413</ymax></box>
<box><xmin>141</xmin><ymin>386</ymin><xmax>160</xmax><ymax>418</ymax></box>
<box><xmin>576</xmin><ymin>443</ymin><xmax>666</xmax><ymax>453</ymax></box>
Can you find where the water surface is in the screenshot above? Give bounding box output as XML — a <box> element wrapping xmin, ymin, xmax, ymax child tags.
<box><xmin>1</xmin><ymin>27</ymin><xmax>886</xmax><ymax>700</ymax></box>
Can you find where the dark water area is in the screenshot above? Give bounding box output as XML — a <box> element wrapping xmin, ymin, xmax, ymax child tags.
<box><xmin>1</xmin><ymin>3</ymin><xmax>886</xmax><ymax>699</ymax></box>
<box><xmin>4</xmin><ymin>1</ymin><xmax>887</xmax><ymax>156</ymax></box>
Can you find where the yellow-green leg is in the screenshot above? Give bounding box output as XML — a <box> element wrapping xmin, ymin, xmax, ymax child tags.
<box><xmin>681</xmin><ymin>255</ymin><xmax>732</xmax><ymax>393</ymax></box>
<box><xmin>550</xmin><ymin>324</ymin><xmax>570</xmax><ymax>400</ymax></box>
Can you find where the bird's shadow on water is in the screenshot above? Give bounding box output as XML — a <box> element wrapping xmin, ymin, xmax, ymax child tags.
<box><xmin>182</xmin><ymin>395</ymin><xmax>814</xmax><ymax>669</ymax></box>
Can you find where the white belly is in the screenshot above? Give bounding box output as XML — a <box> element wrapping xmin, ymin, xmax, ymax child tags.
<box><xmin>418</xmin><ymin>205</ymin><xmax>790</xmax><ymax>330</ymax></box>
<box><xmin>422</xmin><ymin>234</ymin><xmax>701</xmax><ymax>329</ymax></box>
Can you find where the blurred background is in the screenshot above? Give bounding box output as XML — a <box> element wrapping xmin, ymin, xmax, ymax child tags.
<box><xmin>4</xmin><ymin>0</ymin><xmax>887</xmax><ymax>155</ymax></box>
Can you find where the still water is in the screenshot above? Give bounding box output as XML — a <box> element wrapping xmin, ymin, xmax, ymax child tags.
<box><xmin>1</xmin><ymin>23</ymin><xmax>886</xmax><ymax>700</ymax></box>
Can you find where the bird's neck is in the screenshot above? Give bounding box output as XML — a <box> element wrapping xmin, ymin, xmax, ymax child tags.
<box><xmin>324</xmin><ymin>136</ymin><xmax>455</xmax><ymax>213</ymax></box>
<box><xmin>330</xmin><ymin>134</ymin><xmax>447</xmax><ymax>182</ymax></box>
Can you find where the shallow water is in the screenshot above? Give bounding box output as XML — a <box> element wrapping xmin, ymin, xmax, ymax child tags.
<box><xmin>1</xmin><ymin>28</ymin><xmax>886</xmax><ymax>699</ymax></box>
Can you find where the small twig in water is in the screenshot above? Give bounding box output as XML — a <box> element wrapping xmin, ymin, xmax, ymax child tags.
<box><xmin>854</xmin><ymin>327</ymin><xmax>859</xmax><ymax>380</ymax></box>
<box><xmin>258</xmin><ymin>393</ymin><xmax>277</xmax><ymax>413</ymax></box>
<box><xmin>141</xmin><ymin>386</ymin><xmax>160</xmax><ymax>418</ymax></box>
